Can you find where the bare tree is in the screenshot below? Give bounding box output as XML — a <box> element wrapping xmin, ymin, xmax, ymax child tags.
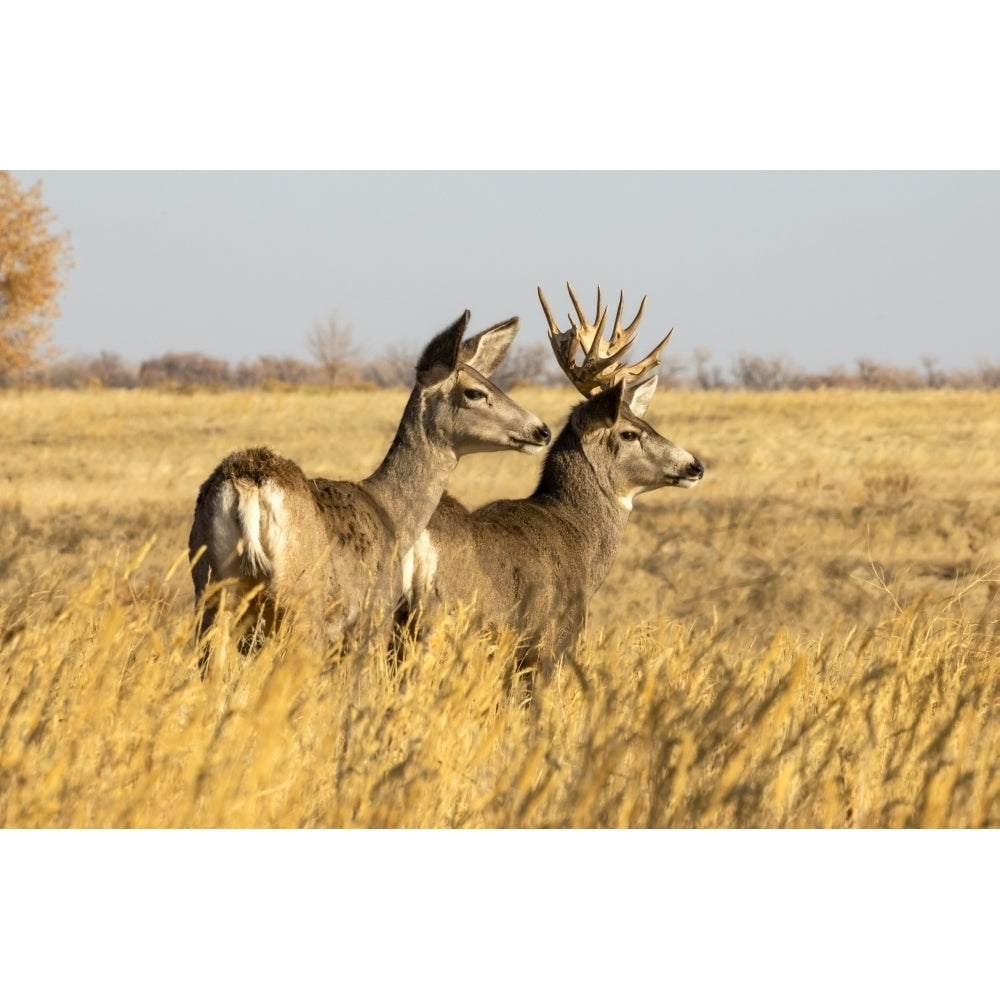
<box><xmin>91</xmin><ymin>351</ymin><xmax>138</xmax><ymax>388</ymax></box>
<box><xmin>492</xmin><ymin>341</ymin><xmax>561</xmax><ymax>390</ymax></box>
<box><xmin>0</xmin><ymin>172</ymin><xmax>74</xmax><ymax>384</ymax></box>
<box><xmin>976</xmin><ymin>359</ymin><xmax>1000</xmax><ymax>389</ymax></box>
<box><xmin>138</xmin><ymin>352</ymin><xmax>231</xmax><ymax>387</ymax></box>
<box><xmin>236</xmin><ymin>355</ymin><xmax>325</xmax><ymax>387</ymax></box>
<box><xmin>24</xmin><ymin>351</ymin><xmax>136</xmax><ymax>388</ymax></box>
<box><xmin>656</xmin><ymin>354</ymin><xmax>688</xmax><ymax>389</ymax></box>
<box><xmin>732</xmin><ymin>352</ymin><xmax>801</xmax><ymax>390</ymax></box>
<box><xmin>921</xmin><ymin>354</ymin><xmax>943</xmax><ymax>388</ymax></box>
<box><xmin>693</xmin><ymin>347</ymin><xmax>726</xmax><ymax>389</ymax></box>
<box><xmin>363</xmin><ymin>342</ymin><xmax>419</xmax><ymax>388</ymax></box>
<box><xmin>307</xmin><ymin>310</ymin><xmax>361</xmax><ymax>385</ymax></box>
<box><xmin>856</xmin><ymin>358</ymin><xmax>924</xmax><ymax>390</ymax></box>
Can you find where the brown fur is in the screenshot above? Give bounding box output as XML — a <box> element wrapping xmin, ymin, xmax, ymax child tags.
<box><xmin>400</xmin><ymin>378</ymin><xmax>704</xmax><ymax>676</ymax></box>
<box><xmin>189</xmin><ymin>313</ymin><xmax>550</xmax><ymax>669</ymax></box>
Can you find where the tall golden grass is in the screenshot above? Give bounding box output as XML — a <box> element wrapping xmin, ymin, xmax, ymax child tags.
<box><xmin>2</xmin><ymin>386</ymin><xmax>998</xmax><ymax>827</ymax></box>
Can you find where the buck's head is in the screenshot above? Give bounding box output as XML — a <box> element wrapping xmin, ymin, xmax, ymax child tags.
<box><xmin>539</xmin><ymin>282</ymin><xmax>704</xmax><ymax>509</ymax></box>
<box><xmin>415</xmin><ymin>311</ymin><xmax>551</xmax><ymax>457</ymax></box>
<box><xmin>571</xmin><ymin>376</ymin><xmax>704</xmax><ymax>510</ymax></box>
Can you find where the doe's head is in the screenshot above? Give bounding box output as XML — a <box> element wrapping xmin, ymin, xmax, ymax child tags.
<box><xmin>416</xmin><ymin>311</ymin><xmax>551</xmax><ymax>457</ymax></box>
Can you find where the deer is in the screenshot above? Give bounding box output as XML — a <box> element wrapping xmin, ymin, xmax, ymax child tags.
<box><xmin>188</xmin><ymin>310</ymin><xmax>552</xmax><ymax>669</ymax></box>
<box><xmin>397</xmin><ymin>283</ymin><xmax>704</xmax><ymax>685</ymax></box>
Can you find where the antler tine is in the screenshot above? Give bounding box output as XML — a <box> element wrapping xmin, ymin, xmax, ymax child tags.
<box><xmin>539</xmin><ymin>284</ymin><xmax>586</xmax><ymax>388</ymax></box>
<box><xmin>615</xmin><ymin>327</ymin><xmax>673</xmax><ymax>385</ymax></box>
<box><xmin>562</xmin><ymin>282</ymin><xmax>608</xmax><ymax>365</ymax></box>
<box><xmin>565</xmin><ymin>281</ymin><xmax>591</xmax><ymax>330</ymax></box>
<box><xmin>604</xmin><ymin>291</ymin><xmax>641</xmax><ymax>360</ymax></box>
<box><xmin>583</xmin><ymin>304</ymin><xmax>610</xmax><ymax>365</ymax></box>
<box><xmin>595</xmin><ymin>333</ymin><xmax>641</xmax><ymax>372</ymax></box>
<box><xmin>537</xmin><ymin>286</ymin><xmax>563</xmax><ymax>337</ymax></box>
<box><xmin>610</xmin><ymin>292</ymin><xmax>647</xmax><ymax>351</ymax></box>
<box><xmin>592</xmin><ymin>285</ymin><xmax>608</xmax><ymax>344</ymax></box>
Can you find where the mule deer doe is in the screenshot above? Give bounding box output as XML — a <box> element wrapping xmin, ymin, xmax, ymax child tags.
<box><xmin>188</xmin><ymin>311</ymin><xmax>551</xmax><ymax>669</ymax></box>
<box><xmin>398</xmin><ymin>283</ymin><xmax>704</xmax><ymax>679</ymax></box>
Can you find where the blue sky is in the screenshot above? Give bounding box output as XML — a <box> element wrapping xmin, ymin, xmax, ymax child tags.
<box><xmin>12</xmin><ymin>170</ymin><xmax>1000</xmax><ymax>375</ymax></box>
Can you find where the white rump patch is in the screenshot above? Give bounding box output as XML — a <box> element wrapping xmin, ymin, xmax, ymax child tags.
<box><xmin>233</xmin><ymin>479</ymin><xmax>287</xmax><ymax>578</ymax></box>
<box><xmin>257</xmin><ymin>480</ymin><xmax>291</xmax><ymax>576</ymax></box>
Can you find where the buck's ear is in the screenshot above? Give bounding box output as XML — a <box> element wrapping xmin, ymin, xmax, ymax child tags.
<box><xmin>459</xmin><ymin>317</ymin><xmax>519</xmax><ymax>377</ymax></box>
<box><xmin>573</xmin><ymin>382</ymin><xmax>625</xmax><ymax>434</ymax></box>
<box><xmin>624</xmin><ymin>374</ymin><xmax>658</xmax><ymax>418</ymax></box>
<box><xmin>416</xmin><ymin>311</ymin><xmax>471</xmax><ymax>385</ymax></box>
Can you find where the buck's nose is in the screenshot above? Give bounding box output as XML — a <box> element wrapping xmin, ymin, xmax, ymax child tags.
<box><xmin>687</xmin><ymin>459</ymin><xmax>705</xmax><ymax>480</ymax></box>
<box><xmin>534</xmin><ymin>424</ymin><xmax>552</xmax><ymax>445</ymax></box>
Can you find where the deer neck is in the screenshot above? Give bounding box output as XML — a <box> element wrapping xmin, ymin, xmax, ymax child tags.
<box><xmin>533</xmin><ymin>430</ymin><xmax>631</xmax><ymax>589</ymax></box>
<box><xmin>361</xmin><ymin>389</ymin><xmax>458</xmax><ymax>552</ymax></box>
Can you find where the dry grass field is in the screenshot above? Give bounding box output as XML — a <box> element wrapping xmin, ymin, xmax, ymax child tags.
<box><xmin>1</xmin><ymin>385</ymin><xmax>998</xmax><ymax>827</ymax></box>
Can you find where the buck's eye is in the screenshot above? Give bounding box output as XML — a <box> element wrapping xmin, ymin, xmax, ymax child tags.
<box><xmin>620</xmin><ymin>430</ymin><xmax>640</xmax><ymax>442</ymax></box>
<box><xmin>464</xmin><ymin>388</ymin><xmax>487</xmax><ymax>401</ymax></box>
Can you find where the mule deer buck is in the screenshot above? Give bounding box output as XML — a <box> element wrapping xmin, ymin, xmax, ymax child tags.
<box><xmin>398</xmin><ymin>283</ymin><xmax>704</xmax><ymax>680</ymax></box>
<box><xmin>188</xmin><ymin>311</ymin><xmax>551</xmax><ymax>668</ymax></box>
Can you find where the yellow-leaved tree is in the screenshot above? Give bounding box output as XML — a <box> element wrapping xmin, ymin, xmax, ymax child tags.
<box><xmin>0</xmin><ymin>172</ymin><xmax>73</xmax><ymax>384</ymax></box>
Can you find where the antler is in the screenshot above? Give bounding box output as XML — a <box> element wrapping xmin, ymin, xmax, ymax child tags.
<box><xmin>537</xmin><ymin>282</ymin><xmax>673</xmax><ymax>397</ymax></box>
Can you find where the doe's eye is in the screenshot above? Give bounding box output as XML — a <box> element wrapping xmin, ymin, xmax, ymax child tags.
<box><xmin>620</xmin><ymin>430</ymin><xmax>640</xmax><ymax>442</ymax></box>
<box><xmin>464</xmin><ymin>388</ymin><xmax>487</xmax><ymax>401</ymax></box>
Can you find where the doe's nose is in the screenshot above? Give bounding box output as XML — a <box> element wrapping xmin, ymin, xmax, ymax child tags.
<box><xmin>535</xmin><ymin>423</ymin><xmax>552</xmax><ymax>445</ymax></box>
<box><xmin>687</xmin><ymin>459</ymin><xmax>705</xmax><ymax>480</ymax></box>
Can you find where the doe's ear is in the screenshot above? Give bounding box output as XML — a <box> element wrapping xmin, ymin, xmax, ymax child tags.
<box><xmin>416</xmin><ymin>311</ymin><xmax>471</xmax><ymax>385</ymax></box>
<box><xmin>624</xmin><ymin>374</ymin><xmax>658</xmax><ymax>418</ymax></box>
<box><xmin>459</xmin><ymin>317</ymin><xmax>520</xmax><ymax>377</ymax></box>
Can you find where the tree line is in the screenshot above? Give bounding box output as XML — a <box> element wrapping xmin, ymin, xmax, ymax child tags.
<box><xmin>13</xmin><ymin>341</ymin><xmax>1000</xmax><ymax>392</ymax></box>
<box><xmin>11</xmin><ymin>330</ymin><xmax>565</xmax><ymax>392</ymax></box>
